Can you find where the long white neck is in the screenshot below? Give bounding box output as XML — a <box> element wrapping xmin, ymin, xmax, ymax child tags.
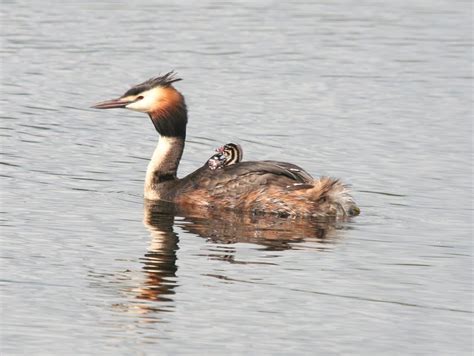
<box><xmin>144</xmin><ymin>136</ymin><xmax>185</xmax><ymax>200</ymax></box>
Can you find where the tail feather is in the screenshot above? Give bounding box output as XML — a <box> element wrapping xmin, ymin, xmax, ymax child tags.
<box><xmin>306</xmin><ymin>177</ymin><xmax>360</xmax><ymax>218</ymax></box>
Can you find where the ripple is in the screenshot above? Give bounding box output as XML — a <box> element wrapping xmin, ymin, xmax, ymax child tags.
<box><xmin>0</xmin><ymin>161</ymin><xmax>20</xmax><ymax>167</ymax></box>
<box><xmin>24</xmin><ymin>105</ymin><xmax>59</xmax><ymax>112</ymax></box>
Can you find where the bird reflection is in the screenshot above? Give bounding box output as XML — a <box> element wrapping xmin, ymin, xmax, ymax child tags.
<box><xmin>138</xmin><ymin>205</ymin><xmax>179</xmax><ymax>304</ymax></box>
<box><xmin>135</xmin><ymin>201</ymin><xmax>342</xmax><ymax>310</ymax></box>
<box><xmin>178</xmin><ymin>210</ymin><xmax>337</xmax><ymax>251</ymax></box>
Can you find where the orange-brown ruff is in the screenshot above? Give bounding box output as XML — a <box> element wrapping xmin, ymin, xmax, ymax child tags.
<box><xmin>92</xmin><ymin>72</ymin><xmax>360</xmax><ymax>218</ymax></box>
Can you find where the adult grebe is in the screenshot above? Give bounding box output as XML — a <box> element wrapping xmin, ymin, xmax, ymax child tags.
<box><xmin>92</xmin><ymin>72</ymin><xmax>360</xmax><ymax>218</ymax></box>
<box><xmin>207</xmin><ymin>143</ymin><xmax>243</xmax><ymax>170</ymax></box>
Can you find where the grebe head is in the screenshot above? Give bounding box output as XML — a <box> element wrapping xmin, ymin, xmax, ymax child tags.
<box><xmin>92</xmin><ymin>71</ymin><xmax>182</xmax><ymax>112</ymax></box>
<box><xmin>207</xmin><ymin>143</ymin><xmax>243</xmax><ymax>170</ymax></box>
<box><xmin>92</xmin><ymin>71</ymin><xmax>187</xmax><ymax>138</ymax></box>
<box><xmin>223</xmin><ymin>143</ymin><xmax>243</xmax><ymax>164</ymax></box>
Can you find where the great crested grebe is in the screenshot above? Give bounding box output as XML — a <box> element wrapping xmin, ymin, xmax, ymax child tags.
<box><xmin>93</xmin><ymin>72</ymin><xmax>360</xmax><ymax>218</ymax></box>
<box><xmin>207</xmin><ymin>143</ymin><xmax>243</xmax><ymax>170</ymax></box>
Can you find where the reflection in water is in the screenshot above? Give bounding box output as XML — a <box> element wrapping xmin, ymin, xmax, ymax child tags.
<box><xmin>102</xmin><ymin>204</ymin><xmax>179</xmax><ymax>320</ymax></box>
<box><xmin>139</xmin><ymin>209</ymin><xmax>179</xmax><ymax>304</ymax></box>
<box><xmin>179</xmin><ymin>211</ymin><xmax>338</xmax><ymax>251</ymax></box>
<box><xmin>134</xmin><ymin>201</ymin><xmax>345</xmax><ymax>311</ymax></box>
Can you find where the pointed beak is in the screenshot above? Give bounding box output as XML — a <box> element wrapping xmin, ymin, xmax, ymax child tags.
<box><xmin>91</xmin><ymin>97</ymin><xmax>132</xmax><ymax>109</ymax></box>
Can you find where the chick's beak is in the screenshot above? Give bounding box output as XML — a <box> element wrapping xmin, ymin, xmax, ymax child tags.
<box><xmin>91</xmin><ymin>97</ymin><xmax>133</xmax><ymax>109</ymax></box>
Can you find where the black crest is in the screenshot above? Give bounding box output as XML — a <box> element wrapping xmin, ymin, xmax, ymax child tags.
<box><xmin>122</xmin><ymin>71</ymin><xmax>182</xmax><ymax>97</ymax></box>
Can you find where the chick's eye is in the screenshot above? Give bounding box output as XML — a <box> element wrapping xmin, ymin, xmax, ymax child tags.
<box><xmin>136</xmin><ymin>96</ymin><xmax>144</xmax><ymax>101</ymax></box>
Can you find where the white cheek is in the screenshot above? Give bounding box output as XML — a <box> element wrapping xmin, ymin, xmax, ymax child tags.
<box><xmin>126</xmin><ymin>97</ymin><xmax>153</xmax><ymax>112</ymax></box>
<box><xmin>125</xmin><ymin>88</ymin><xmax>162</xmax><ymax>113</ymax></box>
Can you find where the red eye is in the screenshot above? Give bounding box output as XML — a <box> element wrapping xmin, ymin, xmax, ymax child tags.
<box><xmin>136</xmin><ymin>96</ymin><xmax>144</xmax><ymax>101</ymax></box>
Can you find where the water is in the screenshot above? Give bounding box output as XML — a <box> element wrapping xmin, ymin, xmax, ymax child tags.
<box><xmin>1</xmin><ymin>1</ymin><xmax>472</xmax><ymax>355</ymax></box>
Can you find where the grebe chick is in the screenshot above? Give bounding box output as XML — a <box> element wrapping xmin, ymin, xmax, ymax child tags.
<box><xmin>207</xmin><ymin>143</ymin><xmax>243</xmax><ymax>170</ymax></box>
<box><xmin>92</xmin><ymin>72</ymin><xmax>360</xmax><ymax>218</ymax></box>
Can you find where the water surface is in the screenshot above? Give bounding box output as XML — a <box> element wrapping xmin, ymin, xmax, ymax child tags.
<box><xmin>1</xmin><ymin>1</ymin><xmax>472</xmax><ymax>355</ymax></box>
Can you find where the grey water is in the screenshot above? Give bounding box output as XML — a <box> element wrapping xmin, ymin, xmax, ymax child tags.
<box><xmin>1</xmin><ymin>1</ymin><xmax>472</xmax><ymax>355</ymax></box>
